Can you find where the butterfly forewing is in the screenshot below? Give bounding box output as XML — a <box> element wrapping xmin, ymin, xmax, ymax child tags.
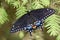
<box><xmin>29</xmin><ymin>8</ymin><xmax>55</xmax><ymax>20</ymax></box>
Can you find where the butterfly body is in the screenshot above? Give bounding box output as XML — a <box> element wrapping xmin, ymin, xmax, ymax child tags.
<box><xmin>10</xmin><ymin>8</ymin><xmax>55</xmax><ymax>35</ymax></box>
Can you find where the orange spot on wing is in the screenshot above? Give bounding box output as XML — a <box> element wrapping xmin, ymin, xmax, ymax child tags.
<box><xmin>32</xmin><ymin>25</ymin><xmax>36</xmax><ymax>29</ymax></box>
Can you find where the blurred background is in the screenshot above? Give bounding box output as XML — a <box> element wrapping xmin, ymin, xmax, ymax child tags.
<box><xmin>0</xmin><ymin>0</ymin><xmax>60</xmax><ymax>40</ymax></box>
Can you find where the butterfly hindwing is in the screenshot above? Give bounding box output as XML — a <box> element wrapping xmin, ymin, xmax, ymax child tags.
<box><xmin>11</xmin><ymin>14</ymin><xmax>29</xmax><ymax>33</ymax></box>
<box><xmin>11</xmin><ymin>14</ymin><xmax>41</xmax><ymax>33</ymax></box>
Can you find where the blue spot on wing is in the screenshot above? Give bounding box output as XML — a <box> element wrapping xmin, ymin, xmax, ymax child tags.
<box><xmin>34</xmin><ymin>20</ymin><xmax>42</xmax><ymax>26</ymax></box>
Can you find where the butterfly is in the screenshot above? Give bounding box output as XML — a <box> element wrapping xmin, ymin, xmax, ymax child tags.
<box><xmin>10</xmin><ymin>8</ymin><xmax>55</xmax><ymax>36</ymax></box>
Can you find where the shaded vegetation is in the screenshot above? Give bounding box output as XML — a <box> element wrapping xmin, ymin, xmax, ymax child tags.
<box><xmin>0</xmin><ymin>0</ymin><xmax>60</xmax><ymax>40</ymax></box>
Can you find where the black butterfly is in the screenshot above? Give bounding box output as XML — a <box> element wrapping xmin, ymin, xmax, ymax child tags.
<box><xmin>10</xmin><ymin>8</ymin><xmax>55</xmax><ymax>36</ymax></box>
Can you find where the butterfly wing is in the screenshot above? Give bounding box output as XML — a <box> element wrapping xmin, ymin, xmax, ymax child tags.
<box><xmin>10</xmin><ymin>14</ymin><xmax>40</xmax><ymax>33</ymax></box>
<box><xmin>29</xmin><ymin>8</ymin><xmax>55</xmax><ymax>20</ymax></box>
<box><xmin>10</xmin><ymin>8</ymin><xmax>55</xmax><ymax>34</ymax></box>
<box><xmin>10</xmin><ymin>14</ymin><xmax>29</xmax><ymax>33</ymax></box>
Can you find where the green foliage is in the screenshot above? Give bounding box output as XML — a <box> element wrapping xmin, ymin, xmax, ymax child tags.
<box><xmin>19</xmin><ymin>31</ymin><xmax>25</xmax><ymax>39</ymax></box>
<box><xmin>40</xmin><ymin>0</ymin><xmax>50</xmax><ymax>6</ymax></box>
<box><xmin>5</xmin><ymin>0</ymin><xmax>16</xmax><ymax>4</ymax></box>
<box><xmin>12</xmin><ymin>1</ymin><xmax>20</xmax><ymax>8</ymax></box>
<box><xmin>31</xmin><ymin>0</ymin><xmax>44</xmax><ymax>9</ymax></box>
<box><xmin>45</xmin><ymin>14</ymin><xmax>60</xmax><ymax>36</ymax></box>
<box><xmin>0</xmin><ymin>7</ymin><xmax>8</xmax><ymax>25</ymax></box>
<box><xmin>5</xmin><ymin>0</ymin><xmax>50</xmax><ymax>19</ymax></box>
<box><xmin>5</xmin><ymin>0</ymin><xmax>20</xmax><ymax>8</ymax></box>
<box><xmin>16</xmin><ymin>6</ymin><xmax>27</xmax><ymax>19</ymax></box>
<box><xmin>0</xmin><ymin>0</ymin><xmax>60</xmax><ymax>40</ymax></box>
<box><xmin>56</xmin><ymin>35</ymin><xmax>60</xmax><ymax>40</ymax></box>
<box><xmin>22</xmin><ymin>0</ymin><xmax>28</xmax><ymax>5</ymax></box>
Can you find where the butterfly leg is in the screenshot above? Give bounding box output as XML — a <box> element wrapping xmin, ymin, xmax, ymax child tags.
<box><xmin>29</xmin><ymin>29</ymin><xmax>33</xmax><ymax>36</ymax></box>
<box><xmin>29</xmin><ymin>31</ymin><xmax>32</xmax><ymax>36</ymax></box>
<box><xmin>40</xmin><ymin>26</ymin><xmax>43</xmax><ymax>31</ymax></box>
<box><xmin>40</xmin><ymin>20</ymin><xmax>44</xmax><ymax>31</ymax></box>
<box><xmin>36</xmin><ymin>20</ymin><xmax>43</xmax><ymax>31</ymax></box>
